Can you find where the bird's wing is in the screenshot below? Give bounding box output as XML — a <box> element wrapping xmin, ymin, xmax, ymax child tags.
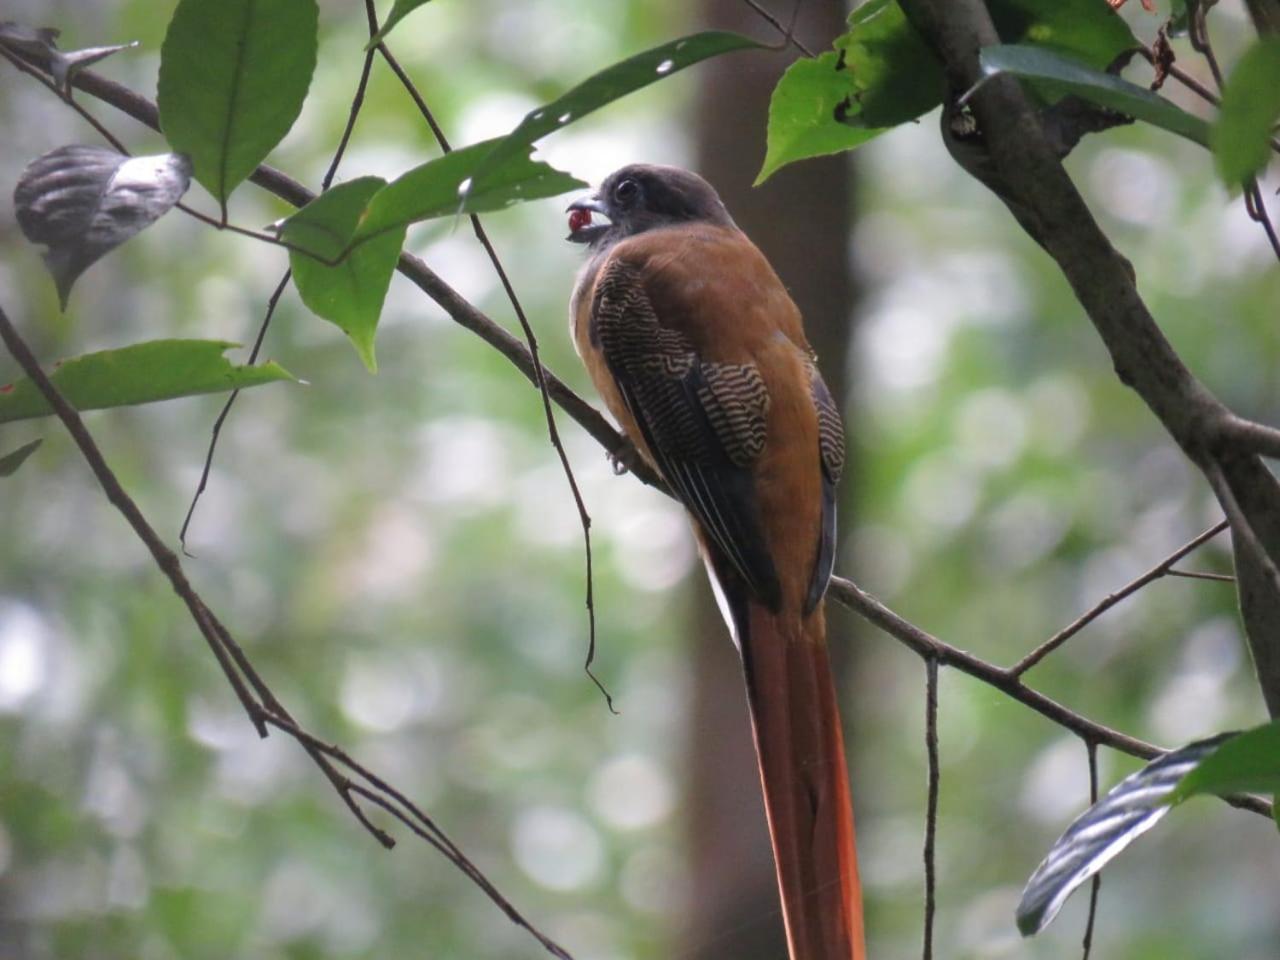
<box><xmin>590</xmin><ymin>255</ymin><xmax>781</xmax><ymax>607</ymax></box>
<box><xmin>804</xmin><ymin>364</ymin><xmax>845</xmax><ymax>612</ymax></box>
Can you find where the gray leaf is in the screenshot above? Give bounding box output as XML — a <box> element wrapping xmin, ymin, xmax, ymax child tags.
<box><xmin>1015</xmin><ymin>734</ymin><xmax>1233</xmax><ymax>937</ymax></box>
<box><xmin>0</xmin><ymin>21</ymin><xmax>137</xmax><ymax>93</ymax></box>
<box><xmin>13</xmin><ymin>146</ymin><xmax>192</xmax><ymax>308</ymax></box>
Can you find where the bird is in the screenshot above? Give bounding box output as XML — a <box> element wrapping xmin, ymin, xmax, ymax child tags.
<box><xmin>566</xmin><ymin>164</ymin><xmax>864</xmax><ymax>960</ymax></box>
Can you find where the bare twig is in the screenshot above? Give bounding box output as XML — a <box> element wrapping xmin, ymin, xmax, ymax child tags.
<box><xmin>1166</xmin><ymin>568</ymin><xmax>1235</xmax><ymax>582</ymax></box>
<box><xmin>371</xmin><ymin>24</ymin><xmax>614</xmax><ymax>708</ymax></box>
<box><xmin>1010</xmin><ymin>520</ymin><xmax>1229</xmax><ymax>677</ymax></box>
<box><xmin>0</xmin><ymin>296</ymin><xmax>575</xmax><ymax>957</ymax></box>
<box><xmin>922</xmin><ymin>656</ymin><xmax>939</xmax><ymax>960</ymax></box>
<box><xmin>740</xmin><ymin>0</ymin><xmax>815</xmax><ymax>56</ymax></box>
<box><xmin>1081</xmin><ymin>740</ymin><xmax>1101</xmax><ymax>960</ymax></box>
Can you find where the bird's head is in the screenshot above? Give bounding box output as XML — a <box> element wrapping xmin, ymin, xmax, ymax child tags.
<box><xmin>566</xmin><ymin>164</ymin><xmax>735</xmax><ymax>249</ymax></box>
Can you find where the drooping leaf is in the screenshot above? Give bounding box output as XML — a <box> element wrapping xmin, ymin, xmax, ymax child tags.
<box><xmin>757</xmin><ymin>0</ymin><xmax>1135</xmax><ymax>182</ymax></box>
<box><xmin>282</xmin><ymin>178</ymin><xmax>404</xmax><ymax>373</ymax></box>
<box><xmin>1171</xmin><ymin>721</ymin><xmax>1280</xmax><ymax>802</ymax></box>
<box><xmin>157</xmin><ymin>0</ymin><xmax>318</xmax><ymax>204</ymax></box>
<box><xmin>0</xmin><ymin>340</ymin><xmax>295</xmax><ymax>423</ymax></box>
<box><xmin>1016</xmin><ymin>735</ymin><xmax>1231</xmax><ymax>937</ymax></box>
<box><xmin>0</xmin><ymin>438</ymin><xmax>43</xmax><ymax>477</ymax></box>
<box><xmin>978</xmin><ymin>44</ymin><xmax>1210</xmax><ymax>147</ymax></box>
<box><xmin>352</xmin><ymin>140</ymin><xmax>584</xmax><ymax>247</ymax></box>
<box><xmin>366</xmin><ymin>0</ymin><xmax>435</xmax><ymax>49</ymax></box>
<box><xmin>13</xmin><ymin>146</ymin><xmax>192</xmax><ymax>308</ymax></box>
<box><xmin>476</xmin><ymin>32</ymin><xmax>762</xmax><ymax>179</ymax></box>
<box><xmin>0</xmin><ymin>21</ymin><xmax>137</xmax><ymax>92</ymax></box>
<box><xmin>756</xmin><ymin>53</ymin><xmax>884</xmax><ymax>185</ymax></box>
<box><xmin>1212</xmin><ymin>38</ymin><xmax>1280</xmax><ymax>187</ymax></box>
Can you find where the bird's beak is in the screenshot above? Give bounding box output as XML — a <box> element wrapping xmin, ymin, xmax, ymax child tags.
<box><xmin>566</xmin><ymin>193</ymin><xmax>612</xmax><ymax>244</ymax></box>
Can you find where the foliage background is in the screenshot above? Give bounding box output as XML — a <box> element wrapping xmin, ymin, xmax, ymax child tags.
<box><xmin>1</xmin><ymin>1</ymin><xmax>1278</xmax><ymax>958</ymax></box>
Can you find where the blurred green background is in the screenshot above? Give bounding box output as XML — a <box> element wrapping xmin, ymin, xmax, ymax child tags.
<box><xmin>2</xmin><ymin>1</ymin><xmax>1279</xmax><ymax>958</ymax></box>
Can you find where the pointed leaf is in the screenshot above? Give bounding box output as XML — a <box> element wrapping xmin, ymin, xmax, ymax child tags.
<box><xmin>353</xmin><ymin>140</ymin><xmax>583</xmax><ymax>246</ymax></box>
<box><xmin>13</xmin><ymin>146</ymin><xmax>192</xmax><ymax>308</ymax></box>
<box><xmin>1171</xmin><ymin>720</ymin><xmax>1280</xmax><ymax>801</ymax></box>
<box><xmin>1016</xmin><ymin>735</ymin><xmax>1231</xmax><ymax>937</ymax></box>
<box><xmin>282</xmin><ymin>178</ymin><xmax>404</xmax><ymax>373</ymax></box>
<box><xmin>0</xmin><ymin>340</ymin><xmax>295</xmax><ymax>423</ymax></box>
<box><xmin>157</xmin><ymin>0</ymin><xmax>318</xmax><ymax>204</ymax></box>
<box><xmin>978</xmin><ymin>44</ymin><xmax>1210</xmax><ymax>147</ymax></box>
<box><xmin>1213</xmin><ymin>38</ymin><xmax>1280</xmax><ymax>186</ymax></box>
<box><xmin>0</xmin><ymin>439</ymin><xmax>43</xmax><ymax>478</ymax></box>
<box><xmin>0</xmin><ymin>22</ymin><xmax>137</xmax><ymax>92</ymax></box>
<box><xmin>756</xmin><ymin>53</ymin><xmax>883</xmax><ymax>185</ymax></box>
<box><xmin>366</xmin><ymin>0</ymin><xmax>435</xmax><ymax>49</ymax></box>
<box><xmin>476</xmin><ymin>32</ymin><xmax>762</xmax><ymax>179</ymax></box>
<box><xmin>758</xmin><ymin>0</ymin><xmax>1135</xmax><ymax>182</ymax></box>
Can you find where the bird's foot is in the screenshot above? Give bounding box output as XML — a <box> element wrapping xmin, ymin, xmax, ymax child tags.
<box><xmin>608</xmin><ymin>439</ymin><xmax>640</xmax><ymax>476</ymax></box>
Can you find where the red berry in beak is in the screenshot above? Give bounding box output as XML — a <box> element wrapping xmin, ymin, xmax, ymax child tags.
<box><xmin>568</xmin><ymin>207</ymin><xmax>593</xmax><ymax>234</ymax></box>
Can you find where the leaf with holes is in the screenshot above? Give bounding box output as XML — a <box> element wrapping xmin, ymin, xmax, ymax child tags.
<box><xmin>475</xmin><ymin>32</ymin><xmax>762</xmax><ymax>179</ymax></box>
<box><xmin>157</xmin><ymin>0</ymin><xmax>317</xmax><ymax>205</ymax></box>
<box><xmin>352</xmin><ymin>140</ymin><xmax>583</xmax><ymax>246</ymax></box>
<box><xmin>13</xmin><ymin>145</ymin><xmax>192</xmax><ymax>308</ymax></box>
<box><xmin>1171</xmin><ymin>720</ymin><xmax>1280</xmax><ymax>802</ymax></box>
<box><xmin>1016</xmin><ymin>735</ymin><xmax>1232</xmax><ymax>937</ymax></box>
<box><xmin>1213</xmin><ymin>38</ymin><xmax>1280</xmax><ymax>187</ymax></box>
<box><xmin>366</xmin><ymin>0</ymin><xmax>435</xmax><ymax>49</ymax></box>
<box><xmin>758</xmin><ymin>0</ymin><xmax>1135</xmax><ymax>182</ymax></box>
<box><xmin>979</xmin><ymin>44</ymin><xmax>1210</xmax><ymax>147</ymax></box>
<box><xmin>0</xmin><ymin>340</ymin><xmax>296</xmax><ymax>423</ymax></box>
<box><xmin>0</xmin><ymin>21</ymin><xmax>138</xmax><ymax>92</ymax></box>
<box><xmin>0</xmin><ymin>438</ymin><xmax>42</xmax><ymax>478</ymax></box>
<box><xmin>282</xmin><ymin>177</ymin><xmax>404</xmax><ymax>373</ymax></box>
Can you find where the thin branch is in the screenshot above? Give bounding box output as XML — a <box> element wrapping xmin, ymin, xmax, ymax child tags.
<box><xmin>739</xmin><ymin>0</ymin><xmax>815</xmax><ymax>56</ymax></box>
<box><xmin>921</xmin><ymin>656</ymin><xmax>939</xmax><ymax>960</ymax></box>
<box><xmin>373</xmin><ymin>24</ymin><xmax>614</xmax><ymax>711</ymax></box>
<box><xmin>829</xmin><ymin>575</ymin><xmax>1273</xmax><ymax>818</ymax></box>
<box><xmin>1080</xmin><ymin>740</ymin><xmax>1101</xmax><ymax>960</ymax></box>
<box><xmin>0</xmin><ymin>302</ymin><xmax>576</xmax><ymax>960</ymax></box>
<box><xmin>1010</xmin><ymin>520</ymin><xmax>1229</xmax><ymax>677</ymax></box>
<box><xmin>1166</xmin><ymin>568</ymin><xmax>1235</xmax><ymax>583</ymax></box>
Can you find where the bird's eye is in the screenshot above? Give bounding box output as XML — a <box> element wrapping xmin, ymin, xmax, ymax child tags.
<box><xmin>614</xmin><ymin>178</ymin><xmax>639</xmax><ymax>204</ymax></box>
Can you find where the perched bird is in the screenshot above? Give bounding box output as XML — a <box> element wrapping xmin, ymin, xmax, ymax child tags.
<box><xmin>567</xmin><ymin>165</ymin><xmax>864</xmax><ymax>960</ymax></box>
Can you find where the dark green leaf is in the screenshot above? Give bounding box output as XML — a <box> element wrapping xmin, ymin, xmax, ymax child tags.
<box><xmin>1213</xmin><ymin>37</ymin><xmax>1280</xmax><ymax>186</ymax></box>
<box><xmin>283</xmin><ymin>178</ymin><xmax>404</xmax><ymax>373</ymax></box>
<box><xmin>0</xmin><ymin>340</ymin><xmax>295</xmax><ymax>423</ymax></box>
<box><xmin>0</xmin><ymin>438</ymin><xmax>42</xmax><ymax>477</ymax></box>
<box><xmin>758</xmin><ymin>0</ymin><xmax>1135</xmax><ymax>182</ymax></box>
<box><xmin>477</xmin><ymin>32</ymin><xmax>762</xmax><ymax>178</ymax></box>
<box><xmin>1171</xmin><ymin>720</ymin><xmax>1280</xmax><ymax>802</ymax></box>
<box><xmin>756</xmin><ymin>54</ymin><xmax>883</xmax><ymax>185</ymax></box>
<box><xmin>366</xmin><ymin>0</ymin><xmax>435</xmax><ymax>49</ymax></box>
<box><xmin>13</xmin><ymin>146</ymin><xmax>192</xmax><ymax>308</ymax></box>
<box><xmin>1016</xmin><ymin>735</ymin><xmax>1231</xmax><ymax>937</ymax></box>
<box><xmin>978</xmin><ymin>44</ymin><xmax>1210</xmax><ymax>147</ymax></box>
<box><xmin>157</xmin><ymin>0</ymin><xmax>318</xmax><ymax>204</ymax></box>
<box><xmin>354</xmin><ymin>140</ymin><xmax>584</xmax><ymax>245</ymax></box>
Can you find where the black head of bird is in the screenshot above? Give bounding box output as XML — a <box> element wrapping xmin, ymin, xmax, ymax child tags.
<box><xmin>566</xmin><ymin>163</ymin><xmax>735</xmax><ymax>249</ymax></box>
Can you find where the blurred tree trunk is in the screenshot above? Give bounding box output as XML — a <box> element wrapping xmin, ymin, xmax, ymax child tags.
<box><xmin>680</xmin><ymin>3</ymin><xmax>858</xmax><ymax>958</ymax></box>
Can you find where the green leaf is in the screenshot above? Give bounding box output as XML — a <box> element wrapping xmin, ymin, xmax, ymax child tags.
<box><xmin>158</xmin><ymin>0</ymin><xmax>318</xmax><ymax>204</ymax></box>
<box><xmin>758</xmin><ymin>0</ymin><xmax>1135</xmax><ymax>182</ymax></box>
<box><xmin>283</xmin><ymin>178</ymin><xmax>404</xmax><ymax>373</ymax></box>
<box><xmin>756</xmin><ymin>54</ymin><xmax>884</xmax><ymax>185</ymax></box>
<box><xmin>0</xmin><ymin>340</ymin><xmax>296</xmax><ymax>423</ymax></box>
<box><xmin>1171</xmin><ymin>720</ymin><xmax>1280</xmax><ymax>802</ymax></box>
<box><xmin>366</xmin><ymin>0</ymin><xmax>435</xmax><ymax>49</ymax></box>
<box><xmin>978</xmin><ymin>44</ymin><xmax>1210</xmax><ymax>147</ymax></box>
<box><xmin>353</xmin><ymin>140</ymin><xmax>584</xmax><ymax>246</ymax></box>
<box><xmin>1213</xmin><ymin>37</ymin><xmax>1280</xmax><ymax>186</ymax></box>
<box><xmin>0</xmin><ymin>438</ymin><xmax>42</xmax><ymax>477</ymax></box>
<box><xmin>476</xmin><ymin>32</ymin><xmax>762</xmax><ymax>178</ymax></box>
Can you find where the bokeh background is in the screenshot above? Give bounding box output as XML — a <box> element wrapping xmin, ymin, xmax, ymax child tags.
<box><xmin>2</xmin><ymin>1</ymin><xmax>1279</xmax><ymax>958</ymax></box>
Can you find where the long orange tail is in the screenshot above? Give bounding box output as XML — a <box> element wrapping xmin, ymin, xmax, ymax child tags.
<box><xmin>741</xmin><ymin>601</ymin><xmax>866</xmax><ymax>960</ymax></box>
